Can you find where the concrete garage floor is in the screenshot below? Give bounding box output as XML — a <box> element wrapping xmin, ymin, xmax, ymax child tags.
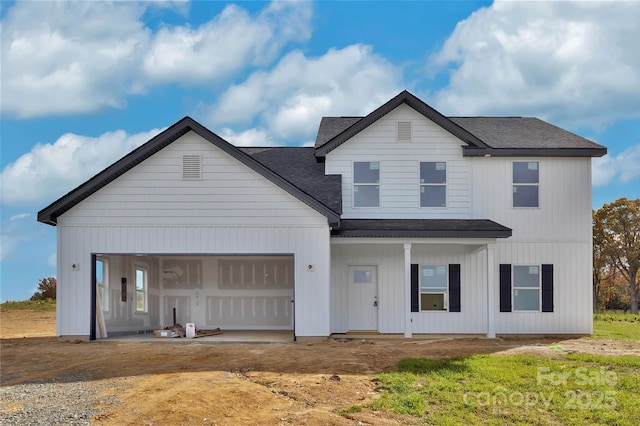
<box><xmin>100</xmin><ymin>330</ymin><xmax>295</xmax><ymax>344</ymax></box>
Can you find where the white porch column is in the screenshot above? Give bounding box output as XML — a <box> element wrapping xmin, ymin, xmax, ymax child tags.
<box><xmin>486</xmin><ymin>243</ymin><xmax>496</xmax><ymax>338</ymax></box>
<box><xmin>404</xmin><ymin>243</ymin><xmax>412</xmax><ymax>338</ymax></box>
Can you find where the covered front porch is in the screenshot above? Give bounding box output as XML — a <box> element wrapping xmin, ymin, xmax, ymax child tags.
<box><xmin>329</xmin><ymin>218</ymin><xmax>511</xmax><ymax>338</ymax></box>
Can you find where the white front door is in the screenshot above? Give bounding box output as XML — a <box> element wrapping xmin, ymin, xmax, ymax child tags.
<box><xmin>348</xmin><ymin>266</ymin><xmax>378</xmax><ymax>331</ymax></box>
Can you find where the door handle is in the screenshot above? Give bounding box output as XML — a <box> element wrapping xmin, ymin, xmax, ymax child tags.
<box><xmin>373</xmin><ymin>300</ymin><xmax>378</xmax><ymax>307</ymax></box>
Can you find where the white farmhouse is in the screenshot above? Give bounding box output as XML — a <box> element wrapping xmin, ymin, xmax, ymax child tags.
<box><xmin>38</xmin><ymin>91</ymin><xmax>606</xmax><ymax>341</ymax></box>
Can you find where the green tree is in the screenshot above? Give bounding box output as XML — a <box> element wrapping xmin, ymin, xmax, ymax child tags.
<box><xmin>30</xmin><ymin>277</ymin><xmax>57</xmax><ymax>300</ymax></box>
<box><xmin>593</xmin><ymin>198</ymin><xmax>640</xmax><ymax>314</ymax></box>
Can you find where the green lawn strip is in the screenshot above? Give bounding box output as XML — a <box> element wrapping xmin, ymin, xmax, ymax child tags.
<box><xmin>0</xmin><ymin>299</ymin><xmax>56</xmax><ymax>312</ymax></box>
<box><xmin>365</xmin><ymin>354</ymin><xmax>640</xmax><ymax>425</ymax></box>
<box><xmin>593</xmin><ymin>320</ymin><xmax>640</xmax><ymax>341</ymax></box>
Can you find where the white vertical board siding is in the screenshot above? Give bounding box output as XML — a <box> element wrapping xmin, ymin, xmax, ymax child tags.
<box><xmin>55</xmin><ymin>131</ymin><xmax>331</xmax><ymax>338</ymax></box>
<box><xmin>494</xmin><ymin>241</ymin><xmax>592</xmax><ymax>334</ymax></box>
<box><xmin>325</xmin><ymin>104</ymin><xmax>471</xmax><ymax>219</ymax></box>
<box><xmin>57</xmin><ymin>225</ymin><xmax>330</xmax><ymax>337</ymax></box>
<box><xmin>472</xmin><ymin>157</ymin><xmax>593</xmax><ymax>334</ymax></box>
<box><xmin>331</xmin><ymin>243</ymin><xmax>487</xmax><ymax>334</ymax></box>
<box><xmin>471</xmin><ymin>158</ymin><xmax>592</xmax><ymax>241</ymax></box>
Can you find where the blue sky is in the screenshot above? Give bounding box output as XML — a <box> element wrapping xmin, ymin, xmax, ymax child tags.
<box><xmin>1</xmin><ymin>0</ymin><xmax>639</xmax><ymax>302</ymax></box>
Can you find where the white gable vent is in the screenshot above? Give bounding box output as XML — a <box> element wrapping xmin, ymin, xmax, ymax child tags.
<box><xmin>397</xmin><ymin>121</ymin><xmax>412</xmax><ymax>142</ymax></box>
<box><xmin>182</xmin><ymin>155</ymin><xmax>202</xmax><ymax>180</ymax></box>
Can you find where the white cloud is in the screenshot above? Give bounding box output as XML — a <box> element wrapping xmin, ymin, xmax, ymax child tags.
<box><xmin>9</xmin><ymin>213</ymin><xmax>30</xmax><ymax>221</ymax></box>
<box><xmin>592</xmin><ymin>144</ymin><xmax>640</xmax><ymax>187</ymax></box>
<box><xmin>0</xmin><ymin>128</ymin><xmax>165</xmax><ymax>206</ymax></box>
<box><xmin>1</xmin><ymin>1</ymin><xmax>312</xmax><ymax>118</ymax></box>
<box><xmin>430</xmin><ymin>1</ymin><xmax>640</xmax><ymax>127</ymax></box>
<box><xmin>219</xmin><ymin>128</ymin><xmax>275</xmax><ymax>147</ymax></box>
<box><xmin>142</xmin><ymin>1</ymin><xmax>311</xmax><ymax>82</ymax></box>
<box><xmin>1</xmin><ymin>1</ymin><xmax>151</xmax><ymax>118</ymax></box>
<box><xmin>208</xmin><ymin>44</ymin><xmax>402</xmax><ymax>140</ymax></box>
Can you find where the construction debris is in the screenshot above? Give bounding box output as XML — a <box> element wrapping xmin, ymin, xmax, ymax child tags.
<box><xmin>154</xmin><ymin>324</ymin><xmax>223</xmax><ymax>339</ymax></box>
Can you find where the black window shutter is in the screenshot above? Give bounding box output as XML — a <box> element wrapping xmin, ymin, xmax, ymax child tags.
<box><xmin>542</xmin><ymin>264</ymin><xmax>554</xmax><ymax>312</ymax></box>
<box><xmin>449</xmin><ymin>264</ymin><xmax>461</xmax><ymax>312</ymax></box>
<box><xmin>411</xmin><ymin>264</ymin><xmax>419</xmax><ymax>312</ymax></box>
<box><xmin>499</xmin><ymin>264</ymin><xmax>512</xmax><ymax>312</ymax></box>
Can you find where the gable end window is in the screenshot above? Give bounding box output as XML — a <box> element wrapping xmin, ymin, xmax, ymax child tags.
<box><xmin>420</xmin><ymin>162</ymin><xmax>446</xmax><ymax>207</ymax></box>
<box><xmin>500</xmin><ymin>264</ymin><xmax>554</xmax><ymax>312</ymax></box>
<box><xmin>397</xmin><ymin>121</ymin><xmax>412</xmax><ymax>142</ymax></box>
<box><xmin>182</xmin><ymin>155</ymin><xmax>202</xmax><ymax>180</ymax></box>
<box><xmin>513</xmin><ymin>161</ymin><xmax>538</xmax><ymax>207</ymax></box>
<box><xmin>353</xmin><ymin>162</ymin><xmax>380</xmax><ymax>207</ymax></box>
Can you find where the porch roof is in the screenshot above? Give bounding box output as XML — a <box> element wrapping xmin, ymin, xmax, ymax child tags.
<box><xmin>331</xmin><ymin>219</ymin><xmax>512</xmax><ymax>239</ymax></box>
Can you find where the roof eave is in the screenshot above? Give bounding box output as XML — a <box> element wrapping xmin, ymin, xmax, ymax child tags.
<box><xmin>463</xmin><ymin>147</ymin><xmax>608</xmax><ymax>157</ymax></box>
<box><xmin>331</xmin><ymin>230</ymin><xmax>512</xmax><ymax>238</ymax></box>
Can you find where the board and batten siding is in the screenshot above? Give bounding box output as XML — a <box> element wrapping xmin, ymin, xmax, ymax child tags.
<box><xmin>324</xmin><ymin>104</ymin><xmax>471</xmax><ymax>219</ymax></box>
<box><xmin>471</xmin><ymin>157</ymin><xmax>593</xmax><ymax>334</ymax></box>
<box><xmin>493</xmin><ymin>241</ymin><xmax>592</xmax><ymax>334</ymax></box>
<box><xmin>55</xmin><ymin>131</ymin><xmax>331</xmax><ymax>338</ymax></box>
<box><xmin>330</xmin><ymin>243</ymin><xmax>488</xmax><ymax>334</ymax></box>
<box><xmin>470</xmin><ymin>157</ymin><xmax>592</xmax><ymax>241</ymax></box>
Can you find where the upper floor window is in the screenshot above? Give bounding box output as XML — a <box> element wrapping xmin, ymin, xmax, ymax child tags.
<box><xmin>135</xmin><ymin>266</ymin><xmax>148</xmax><ymax>313</ymax></box>
<box><xmin>513</xmin><ymin>161</ymin><xmax>539</xmax><ymax>207</ymax></box>
<box><xmin>420</xmin><ymin>162</ymin><xmax>446</xmax><ymax>207</ymax></box>
<box><xmin>353</xmin><ymin>162</ymin><xmax>380</xmax><ymax>207</ymax></box>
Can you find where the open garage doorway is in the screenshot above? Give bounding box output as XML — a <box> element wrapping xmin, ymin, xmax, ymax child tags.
<box><xmin>92</xmin><ymin>254</ymin><xmax>295</xmax><ymax>341</ymax></box>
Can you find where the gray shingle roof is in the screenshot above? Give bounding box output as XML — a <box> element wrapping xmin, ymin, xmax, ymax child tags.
<box><xmin>314</xmin><ymin>117</ymin><xmax>363</xmax><ymax>148</ymax></box>
<box><xmin>313</xmin><ymin>91</ymin><xmax>606</xmax><ymax>157</ymax></box>
<box><xmin>450</xmin><ymin>117</ymin><xmax>606</xmax><ymax>152</ymax></box>
<box><xmin>240</xmin><ymin>147</ymin><xmax>342</xmax><ymax>214</ymax></box>
<box><xmin>332</xmin><ymin>219</ymin><xmax>512</xmax><ymax>238</ymax></box>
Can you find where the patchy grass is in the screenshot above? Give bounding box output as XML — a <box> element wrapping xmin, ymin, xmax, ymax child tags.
<box><xmin>594</xmin><ymin>311</ymin><xmax>640</xmax><ymax>341</ymax></box>
<box><xmin>594</xmin><ymin>310</ymin><xmax>640</xmax><ymax>323</ymax></box>
<box><xmin>0</xmin><ymin>299</ymin><xmax>56</xmax><ymax>312</ymax></box>
<box><xmin>368</xmin><ymin>354</ymin><xmax>640</xmax><ymax>425</ymax></box>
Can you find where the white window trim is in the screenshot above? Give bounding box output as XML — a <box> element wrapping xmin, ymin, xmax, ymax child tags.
<box><xmin>135</xmin><ymin>265</ymin><xmax>149</xmax><ymax>314</ymax></box>
<box><xmin>512</xmin><ymin>265</ymin><xmax>541</xmax><ymax>312</ymax></box>
<box><xmin>419</xmin><ymin>265</ymin><xmax>448</xmax><ymax>312</ymax></box>
<box><xmin>419</xmin><ymin>161</ymin><xmax>447</xmax><ymax>208</ymax></box>
<box><xmin>353</xmin><ymin>161</ymin><xmax>381</xmax><ymax>208</ymax></box>
<box><xmin>512</xmin><ymin>161</ymin><xmax>540</xmax><ymax>209</ymax></box>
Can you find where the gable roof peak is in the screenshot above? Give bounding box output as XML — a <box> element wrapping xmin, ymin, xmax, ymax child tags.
<box><xmin>37</xmin><ymin>116</ymin><xmax>341</xmax><ymax>226</ymax></box>
<box><xmin>314</xmin><ymin>90</ymin><xmax>488</xmax><ymax>157</ymax></box>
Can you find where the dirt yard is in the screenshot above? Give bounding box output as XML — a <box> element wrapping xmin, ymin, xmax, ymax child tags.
<box><xmin>2</xmin><ymin>310</ymin><xmax>639</xmax><ymax>425</ymax></box>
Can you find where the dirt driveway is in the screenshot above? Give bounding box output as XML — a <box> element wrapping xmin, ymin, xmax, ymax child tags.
<box><xmin>2</xmin><ymin>310</ymin><xmax>639</xmax><ymax>425</ymax></box>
